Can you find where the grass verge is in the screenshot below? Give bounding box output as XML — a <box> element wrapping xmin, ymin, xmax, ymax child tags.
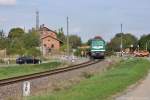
<box><xmin>0</xmin><ymin>62</ymin><xmax>61</xmax><ymax>80</ymax></box>
<box><xmin>28</xmin><ymin>58</ymin><xmax>150</xmax><ymax>100</ymax></box>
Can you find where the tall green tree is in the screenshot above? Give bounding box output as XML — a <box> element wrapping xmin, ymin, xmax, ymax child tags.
<box><xmin>7</xmin><ymin>38</ymin><xmax>25</xmax><ymax>55</ymax></box>
<box><xmin>57</xmin><ymin>28</ymin><xmax>66</xmax><ymax>43</ymax></box>
<box><xmin>8</xmin><ymin>28</ymin><xmax>25</xmax><ymax>39</ymax></box>
<box><xmin>69</xmin><ymin>35</ymin><xmax>82</xmax><ymax>49</ymax></box>
<box><xmin>108</xmin><ymin>33</ymin><xmax>138</xmax><ymax>51</ymax></box>
<box><xmin>138</xmin><ymin>34</ymin><xmax>150</xmax><ymax>51</ymax></box>
<box><xmin>0</xmin><ymin>30</ymin><xmax>8</xmax><ymax>50</ymax></box>
<box><xmin>86</xmin><ymin>39</ymin><xmax>92</xmax><ymax>45</ymax></box>
<box><xmin>0</xmin><ymin>30</ymin><xmax>5</xmax><ymax>38</ymax></box>
<box><xmin>0</xmin><ymin>38</ymin><xmax>9</xmax><ymax>50</ymax></box>
<box><xmin>6</xmin><ymin>28</ymin><xmax>40</xmax><ymax>56</ymax></box>
<box><xmin>22</xmin><ymin>31</ymin><xmax>40</xmax><ymax>49</ymax></box>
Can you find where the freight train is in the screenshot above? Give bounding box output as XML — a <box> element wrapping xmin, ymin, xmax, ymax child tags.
<box><xmin>89</xmin><ymin>36</ymin><xmax>106</xmax><ymax>59</ymax></box>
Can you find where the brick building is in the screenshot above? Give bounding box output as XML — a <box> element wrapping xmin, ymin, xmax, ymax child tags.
<box><xmin>39</xmin><ymin>25</ymin><xmax>62</xmax><ymax>55</ymax></box>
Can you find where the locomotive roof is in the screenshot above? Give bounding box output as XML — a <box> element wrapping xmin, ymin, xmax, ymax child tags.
<box><xmin>94</xmin><ymin>36</ymin><xmax>102</xmax><ymax>39</ymax></box>
<box><xmin>92</xmin><ymin>36</ymin><xmax>104</xmax><ymax>41</ymax></box>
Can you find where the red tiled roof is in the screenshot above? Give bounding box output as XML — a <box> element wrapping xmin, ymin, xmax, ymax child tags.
<box><xmin>41</xmin><ymin>34</ymin><xmax>63</xmax><ymax>43</ymax></box>
<box><xmin>39</xmin><ymin>27</ymin><xmax>57</xmax><ymax>34</ymax></box>
<box><xmin>40</xmin><ymin>26</ymin><xmax>63</xmax><ymax>43</ymax></box>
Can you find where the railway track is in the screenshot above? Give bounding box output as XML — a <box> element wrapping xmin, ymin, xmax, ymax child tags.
<box><xmin>0</xmin><ymin>60</ymin><xmax>101</xmax><ymax>86</ymax></box>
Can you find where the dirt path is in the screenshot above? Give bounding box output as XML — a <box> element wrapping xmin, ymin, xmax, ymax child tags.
<box><xmin>115</xmin><ymin>73</ymin><xmax>150</xmax><ymax>100</ymax></box>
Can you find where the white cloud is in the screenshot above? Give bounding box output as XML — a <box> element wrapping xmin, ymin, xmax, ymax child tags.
<box><xmin>0</xmin><ymin>0</ymin><xmax>16</xmax><ymax>5</ymax></box>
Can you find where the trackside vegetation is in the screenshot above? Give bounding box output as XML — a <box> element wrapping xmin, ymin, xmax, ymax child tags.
<box><xmin>0</xmin><ymin>62</ymin><xmax>61</xmax><ymax>80</ymax></box>
<box><xmin>28</xmin><ymin>58</ymin><xmax>150</xmax><ymax>100</ymax></box>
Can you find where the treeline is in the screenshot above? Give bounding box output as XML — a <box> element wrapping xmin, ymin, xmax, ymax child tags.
<box><xmin>0</xmin><ymin>27</ymin><xmax>150</xmax><ymax>56</ymax></box>
<box><xmin>106</xmin><ymin>33</ymin><xmax>150</xmax><ymax>52</ymax></box>
<box><xmin>0</xmin><ymin>27</ymin><xmax>82</xmax><ymax>56</ymax></box>
<box><xmin>0</xmin><ymin>28</ymin><xmax>40</xmax><ymax>56</ymax></box>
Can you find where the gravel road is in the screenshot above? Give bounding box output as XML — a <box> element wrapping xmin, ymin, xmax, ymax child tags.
<box><xmin>115</xmin><ymin>72</ymin><xmax>150</xmax><ymax>100</ymax></box>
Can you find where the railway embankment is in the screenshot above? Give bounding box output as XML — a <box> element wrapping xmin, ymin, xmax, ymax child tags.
<box><xmin>27</xmin><ymin>58</ymin><xmax>150</xmax><ymax>100</ymax></box>
<box><xmin>0</xmin><ymin>57</ymin><xmax>118</xmax><ymax>100</ymax></box>
<box><xmin>0</xmin><ymin>62</ymin><xmax>61</xmax><ymax>80</ymax></box>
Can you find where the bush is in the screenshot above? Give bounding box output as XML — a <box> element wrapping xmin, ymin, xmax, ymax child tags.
<box><xmin>0</xmin><ymin>59</ymin><xmax>5</xmax><ymax>64</ymax></box>
<box><xmin>26</xmin><ymin>48</ymin><xmax>41</xmax><ymax>57</ymax></box>
<box><xmin>74</xmin><ymin>49</ymin><xmax>81</xmax><ymax>56</ymax></box>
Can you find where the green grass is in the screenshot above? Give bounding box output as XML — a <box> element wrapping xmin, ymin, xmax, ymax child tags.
<box><xmin>28</xmin><ymin>58</ymin><xmax>150</xmax><ymax>100</ymax></box>
<box><xmin>0</xmin><ymin>62</ymin><xmax>61</xmax><ymax>80</ymax></box>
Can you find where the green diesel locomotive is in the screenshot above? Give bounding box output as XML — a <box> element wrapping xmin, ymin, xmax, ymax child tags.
<box><xmin>90</xmin><ymin>36</ymin><xmax>106</xmax><ymax>59</ymax></box>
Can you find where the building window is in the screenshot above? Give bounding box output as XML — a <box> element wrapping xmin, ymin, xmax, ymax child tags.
<box><xmin>51</xmin><ymin>44</ymin><xmax>54</xmax><ymax>48</ymax></box>
<box><xmin>44</xmin><ymin>44</ymin><xmax>47</xmax><ymax>47</ymax></box>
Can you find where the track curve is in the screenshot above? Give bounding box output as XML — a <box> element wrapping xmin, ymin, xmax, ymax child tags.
<box><xmin>0</xmin><ymin>60</ymin><xmax>101</xmax><ymax>86</ymax></box>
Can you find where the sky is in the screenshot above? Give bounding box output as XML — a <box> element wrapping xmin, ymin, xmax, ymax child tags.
<box><xmin>0</xmin><ymin>0</ymin><xmax>150</xmax><ymax>42</ymax></box>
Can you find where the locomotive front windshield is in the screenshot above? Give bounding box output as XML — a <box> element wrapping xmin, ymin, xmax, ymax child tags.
<box><xmin>91</xmin><ymin>40</ymin><xmax>104</xmax><ymax>46</ymax></box>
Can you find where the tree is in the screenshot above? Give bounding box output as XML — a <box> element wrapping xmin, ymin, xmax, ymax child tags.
<box><xmin>107</xmin><ymin>33</ymin><xmax>138</xmax><ymax>51</ymax></box>
<box><xmin>6</xmin><ymin>38</ymin><xmax>25</xmax><ymax>55</ymax></box>
<box><xmin>86</xmin><ymin>39</ymin><xmax>92</xmax><ymax>45</ymax></box>
<box><xmin>8</xmin><ymin>28</ymin><xmax>25</xmax><ymax>39</ymax></box>
<box><xmin>6</xmin><ymin>28</ymin><xmax>40</xmax><ymax>56</ymax></box>
<box><xmin>57</xmin><ymin>28</ymin><xmax>66</xmax><ymax>43</ymax></box>
<box><xmin>22</xmin><ymin>31</ymin><xmax>40</xmax><ymax>49</ymax></box>
<box><xmin>138</xmin><ymin>34</ymin><xmax>150</xmax><ymax>51</ymax></box>
<box><xmin>69</xmin><ymin>35</ymin><xmax>82</xmax><ymax>49</ymax></box>
<box><xmin>0</xmin><ymin>30</ymin><xmax>8</xmax><ymax>50</ymax></box>
<box><xmin>0</xmin><ymin>38</ymin><xmax>9</xmax><ymax>50</ymax></box>
<box><xmin>0</xmin><ymin>30</ymin><xmax>5</xmax><ymax>38</ymax></box>
<box><xmin>26</xmin><ymin>48</ymin><xmax>41</xmax><ymax>57</ymax></box>
<box><xmin>60</xmin><ymin>44</ymin><xmax>67</xmax><ymax>52</ymax></box>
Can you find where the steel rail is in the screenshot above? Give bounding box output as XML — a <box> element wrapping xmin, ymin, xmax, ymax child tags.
<box><xmin>0</xmin><ymin>60</ymin><xmax>100</xmax><ymax>86</ymax></box>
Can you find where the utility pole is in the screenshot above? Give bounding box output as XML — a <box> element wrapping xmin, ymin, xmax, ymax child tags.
<box><xmin>120</xmin><ymin>24</ymin><xmax>123</xmax><ymax>56</ymax></box>
<box><xmin>67</xmin><ymin>16</ymin><xmax>70</xmax><ymax>56</ymax></box>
